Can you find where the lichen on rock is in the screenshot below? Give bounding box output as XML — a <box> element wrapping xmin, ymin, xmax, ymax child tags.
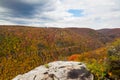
<box><xmin>13</xmin><ymin>61</ymin><xmax>94</xmax><ymax>80</ymax></box>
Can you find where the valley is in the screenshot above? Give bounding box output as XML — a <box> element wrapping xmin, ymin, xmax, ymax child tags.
<box><xmin>0</xmin><ymin>25</ymin><xmax>120</xmax><ymax>79</ymax></box>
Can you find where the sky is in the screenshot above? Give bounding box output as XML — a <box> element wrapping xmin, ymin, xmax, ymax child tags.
<box><xmin>0</xmin><ymin>0</ymin><xmax>120</xmax><ymax>29</ymax></box>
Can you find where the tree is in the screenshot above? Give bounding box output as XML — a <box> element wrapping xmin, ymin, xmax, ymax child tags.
<box><xmin>107</xmin><ymin>39</ymin><xmax>120</xmax><ymax>79</ymax></box>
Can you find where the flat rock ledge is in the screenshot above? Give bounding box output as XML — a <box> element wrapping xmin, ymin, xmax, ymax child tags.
<box><xmin>13</xmin><ymin>61</ymin><xmax>94</xmax><ymax>80</ymax></box>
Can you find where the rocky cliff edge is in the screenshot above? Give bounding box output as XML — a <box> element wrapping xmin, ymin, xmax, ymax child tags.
<box><xmin>13</xmin><ymin>61</ymin><xmax>94</xmax><ymax>80</ymax></box>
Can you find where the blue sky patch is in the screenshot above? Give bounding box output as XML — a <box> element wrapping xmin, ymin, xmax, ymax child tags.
<box><xmin>68</xmin><ymin>9</ymin><xmax>84</xmax><ymax>17</ymax></box>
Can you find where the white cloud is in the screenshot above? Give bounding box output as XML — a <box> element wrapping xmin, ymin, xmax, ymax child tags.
<box><xmin>0</xmin><ymin>0</ymin><xmax>120</xmax><ymax>29</ymax></box>
<box><xmin>0</xmin><ymin>20</ymin><xmax>16</xmax><ymax>25</ymax></box>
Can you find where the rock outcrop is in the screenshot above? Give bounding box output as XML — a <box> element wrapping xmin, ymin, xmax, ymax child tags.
<box><xmin>13</xmin><ymin>61</ymin><xmax>94</xmax><ymax>80</ymax></box>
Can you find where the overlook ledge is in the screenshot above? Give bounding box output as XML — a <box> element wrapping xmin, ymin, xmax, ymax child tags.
<box><xmin>13</xmin><ymin>61</ymin><xmax>94</xmax><ymax>80</ymax></box>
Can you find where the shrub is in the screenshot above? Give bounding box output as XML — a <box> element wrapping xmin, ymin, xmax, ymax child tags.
<box><xmin>107</xmin><ymin>39</ymin><xmax>120</xmax><ymax>79</ymax></box>
<box><xmin>69</xmin><ymin>48</ymin><xmax>108</xmax><ymax>79</ymax></box>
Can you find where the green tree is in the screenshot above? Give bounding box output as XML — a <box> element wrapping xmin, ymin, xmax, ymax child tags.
<box><xmin>107</xmin><ymin>39</ymin><xmax>120</xmax><ymax>79</ymax></box>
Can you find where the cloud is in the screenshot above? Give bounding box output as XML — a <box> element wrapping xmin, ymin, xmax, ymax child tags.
<box><xmin>0</xmin><ymin>0</ymin><xmax>120</xmax><ymax>29</ymax></box>
<box><xmin>0</xmin><ymin>0</ymin><xmax>35</xmax><ymax>17</ymax></box>
<box><xmin>0</xmin><ymin>0</ymin><xmax>57</xmax><ymax>18</ymax></box>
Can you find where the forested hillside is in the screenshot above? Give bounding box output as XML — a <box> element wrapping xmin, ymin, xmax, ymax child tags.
<box><xmin>68</xmin><ymin>39</ymin><xmax>120</xmax><ymax>79</ymax></box>
<box><xmin>0</xmin><ymin>25</ymin><xmax>120</xmax><ymax>79</ymax></box>
<box><xmin>98</xmin><ymin>28</ymin><xmax>120</xmax><ymax>39</ymax></box>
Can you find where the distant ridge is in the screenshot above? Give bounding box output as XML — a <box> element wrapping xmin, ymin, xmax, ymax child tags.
<box><xmin>98</xmin><ymin>28</ymin><xmax>120</xmax><ymax>39</ymax></box>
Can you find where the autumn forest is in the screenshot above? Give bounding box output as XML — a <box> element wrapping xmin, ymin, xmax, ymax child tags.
<box><xmin>0</xmin><ymin>25</ymin><xmax>120</xmax><ymax>80</ymax></box>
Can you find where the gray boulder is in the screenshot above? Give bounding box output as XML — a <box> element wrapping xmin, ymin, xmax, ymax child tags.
<box><xmin>13</xmin><ymin>61</ymin><xmax>94</xmax><ymax>80</ymax></box>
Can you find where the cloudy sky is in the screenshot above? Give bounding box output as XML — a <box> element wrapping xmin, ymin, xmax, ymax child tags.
<box><xmin>0</xmin><ymin>0</ymin><xmax>120</xmax><ymax>29</ymax></box>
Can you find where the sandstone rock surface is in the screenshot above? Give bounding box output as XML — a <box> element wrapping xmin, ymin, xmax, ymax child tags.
<box><xmin>13</xmin><ymin>61</ymin><xmax>93</xmax><ymax>80</ymax></box>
